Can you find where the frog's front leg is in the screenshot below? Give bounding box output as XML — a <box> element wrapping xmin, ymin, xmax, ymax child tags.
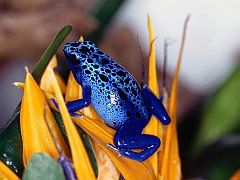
<box><xmin>110</xmin><ymin>119</ymin><xmax>160</xmax><ymax>162</ymax></box>
<box><xmin>142</xmin><ymin>85</ymin><xmax>171</xmax><ymax>125</ymax></box>
<box><xmin>65</xmin><ymin>85</ymin><xmax>91</xmax><ymax>113</ymax></box>
<box><xmin>51</xmin><ymin>85</ymin><xmax>91</xmax><ymax>115</ymax></box>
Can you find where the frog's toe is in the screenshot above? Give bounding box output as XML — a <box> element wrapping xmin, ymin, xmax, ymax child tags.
<box><xmin>118</xmin><ymin>149</ymin><xmax>148</xmax><ymax>162</ymax></box>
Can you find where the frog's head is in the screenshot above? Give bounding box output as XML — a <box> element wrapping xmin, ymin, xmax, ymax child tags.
<box><xmin>63</xmin><ymin>41</ymin><xmax>96</xmax><ymax>63</ymax></box>
<box><xmin>63</xmin><ymin>41</ymin><xmax>97</xmax><ymax>81</ymax></box>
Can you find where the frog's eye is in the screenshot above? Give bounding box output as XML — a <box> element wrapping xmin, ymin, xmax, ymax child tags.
<box><xmin>67</xmin><ymin>53</ymin><xmax>80</xmax><ymax>65</ymax></box>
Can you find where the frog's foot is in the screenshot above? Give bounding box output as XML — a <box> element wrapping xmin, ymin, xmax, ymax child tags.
<box><xmin>114</xmin><ymin>134</ymin><xmax>160</xmax><ymax>162</ymax></box>
<box><xmin>113</xmin><ymin>119</ymin><xmax>161</xmax><ymax>162</ymax></box>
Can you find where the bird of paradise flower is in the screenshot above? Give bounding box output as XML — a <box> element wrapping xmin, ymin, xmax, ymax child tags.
<box><xmin>0</xmin><ymin>15</ymin><xmax>198</xmax><ymax>180</ymax></box>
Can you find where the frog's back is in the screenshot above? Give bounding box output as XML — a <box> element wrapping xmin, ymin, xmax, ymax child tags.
<box><xmin>64</xmin><ymin>41</ymin><xmax>150</xmax><ymax>128</ymax></box>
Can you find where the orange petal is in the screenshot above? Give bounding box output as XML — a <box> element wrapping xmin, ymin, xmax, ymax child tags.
<box><xmin>47</xmin><ymin>67</ymin><xmax>96</xmax><ymax>179</ymax></box>
<box><xmin>20</xmin><ymin>67</ymin><xmax>70</xmax><ymax>166</ymax></box>
<box><xmin>0</xmin><ymin>161</ymin><xmax>19</xmax><ymax>180</ymax></box>
<box><xmin>143</xmin><ymin>15</ymin><xmax>162</xmax><ymax>177</ymax></box>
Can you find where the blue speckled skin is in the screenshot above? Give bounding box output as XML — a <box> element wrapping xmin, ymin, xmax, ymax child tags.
<box><xmin>63</xmin><ymin>40</ymin><xmax>171</xmax><ymax>162</ymax></box>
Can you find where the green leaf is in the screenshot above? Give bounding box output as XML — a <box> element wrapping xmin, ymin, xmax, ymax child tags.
<box><xmin>0</xmin><ymin>103</ymin><xmax>23</xmax><ymax>176</ymax></box>
<box><xmin>22</xmin><ymin>153</ymin><xmax>65</xmax><ymax>180</ymax></box>
<box><xmin>0</xmin><ymin>24</ymin><xmax>72</xmax><ymax>177</ymax></box>
<box><xmin>193</xmin><ymin>65</ymin><xmax>240</xmax><ymax>153</ymax></box>
<box><xmin>32</xmin><ymin>24</ymin><xmax>72</xmax><ymax>84</ymax></box>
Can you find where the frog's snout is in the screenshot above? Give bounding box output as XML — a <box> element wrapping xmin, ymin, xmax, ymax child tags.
<box><xmin>63</xmin><ymin>43</ymin><xmax>71</xmax><ymax>55</ymax></box>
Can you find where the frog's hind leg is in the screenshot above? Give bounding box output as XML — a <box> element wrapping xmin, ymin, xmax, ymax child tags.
<box><xmin>116</xmin><ymin>134</ymin><xmax>160</xmax><ymax>162</ymax></box>
<box><xmin>111</xmin><ymin>119</ymin><xmax>160</xmax><ymax>162</ymax></box>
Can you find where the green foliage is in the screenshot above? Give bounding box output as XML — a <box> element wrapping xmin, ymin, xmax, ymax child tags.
<box><xmin>193</xmin><ymin>65</ymin><xmax>240</xmax><ymax>153</ymax></box>
<box><xmin>0</xmin><ymin>103</ymin><xmax>23</xmax><ymax>176</ymax></box>
<box><xmin>22</xmin><ymin>153</ymin><xmax>65</xmax><ymax>180</ymax></box>
<box><xmin>183</xmin><ymin>65</ymin><xmax>240</xmax><ymax>179</ymax></box>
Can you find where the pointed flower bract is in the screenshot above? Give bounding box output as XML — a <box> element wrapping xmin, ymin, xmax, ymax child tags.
<box><xmin>20</xmin><ymin>67</ymin><xmax>70</xmax><ymax>166</ymax></box>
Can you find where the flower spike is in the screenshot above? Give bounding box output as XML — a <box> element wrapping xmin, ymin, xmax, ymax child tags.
<box><xmin>160</xmin><ymin>15</ymin><xmax>190</xmax><ymax>180</ymax></box>
<box><xmin>144</xmin><ymin>15</ymin><xmax>162</xmax><ymax>177</ymax></box>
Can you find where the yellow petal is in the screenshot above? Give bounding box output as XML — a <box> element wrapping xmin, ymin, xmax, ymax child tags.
<box><xmin>40</xmin><ymin>55</ymin><xmax>66</xmax><ymax>94</ymax></box>
<box><xmin>55</xmin><ymin>71</ymin><xmax>67</xmax><ymax>94</ymax></box>
<box><xmin>143</xmin><ymin>15</ymin><xmax>162</xmax><ymax>177</ymax></box>
<box><xmin>0</xmin><ymin>161</ymin><xmax>19</xmax><ymax>180</ymax></box>
<box><xmin>20</xmin><ymin>67</ymin><xmax>70</xmax><ymax>166</ymax></box>
<box><xmin>160</xmin><ymin>15</ymin><xmax>190</xmax><ymax>179</ymax></box>
<box><xmin>47</xmin><ymin>67</ymin><xmax>96</xmax><ymax>180</ymax></box>
<box><xmin>13</xmin><ymin>81</ymin><xmax>58</xmax><ymax>111</ymax></box>
<box><xmin>65</xmin><ymin>72</ymin><xmax>119</xmax><ymax>179</ymax></box>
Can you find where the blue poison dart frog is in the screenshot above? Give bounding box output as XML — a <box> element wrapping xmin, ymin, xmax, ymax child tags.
<box><xmin>53</xmin><ymin>40</ymin><xmax>171</xmax><ymax>162</ymax></box>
